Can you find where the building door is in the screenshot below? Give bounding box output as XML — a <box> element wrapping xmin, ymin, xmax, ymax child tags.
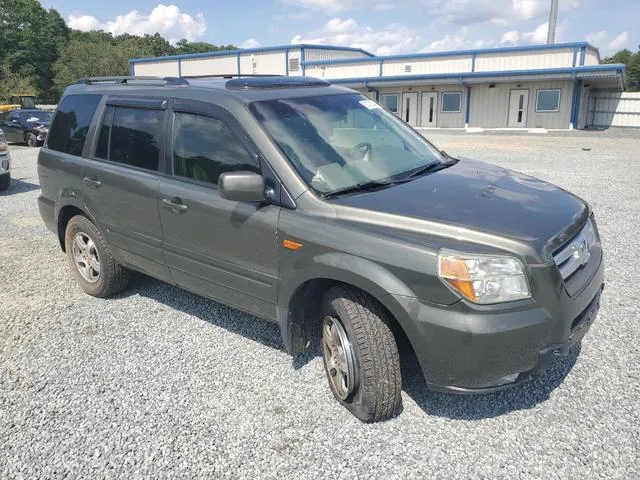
<box><xmin>508</xmin><ymin>89</ymin><xmax>529</xmax><ymax>127</ymax></box>
<box><xmin>402</xmin><ymin>92</ymin><xmax>419</xmax><ymax>126</ymax></box>
<box><xmin>420</xmin><ymin>92</ymin><xmax>438</xmax><ymax>127</ymax></box>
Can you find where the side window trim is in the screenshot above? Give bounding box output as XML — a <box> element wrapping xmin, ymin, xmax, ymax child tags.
<box><xmin>169</xmin><ymin>109</ymin><xmax>260</xmax><ymax>188</ymax></box>
<box><xmin>169</xmin><ymin>99</ymin><xmax>295</xmax><ymax>208</ymax></box>
<box><xmin>106</xmin><ymin>96</ymin><xmax>168</xmax><ymax>110</ymax></box>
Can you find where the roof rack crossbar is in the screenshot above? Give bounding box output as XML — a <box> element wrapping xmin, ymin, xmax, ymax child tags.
<box><xmin>75</xmin><ymin>76</ymin><xmax>189</xmax><ymax>86</ymax></box>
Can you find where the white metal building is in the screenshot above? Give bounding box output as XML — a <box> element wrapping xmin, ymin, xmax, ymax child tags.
<box><xmin>130</xmin><ymin>42</ymin><xmax>626</xmax><ymax>130</ymax></box>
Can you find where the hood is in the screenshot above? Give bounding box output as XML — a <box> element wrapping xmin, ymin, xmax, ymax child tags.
<box><xmin>332</xmin><ymin>158</ymin><xmax>589</xmax><ymax>259</ymax></box>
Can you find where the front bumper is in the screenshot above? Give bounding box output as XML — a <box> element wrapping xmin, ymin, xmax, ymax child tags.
<box><xmin>392</xmin><ymin>252</ymin><xmax>604</xmax><ymax>393</ymax></box>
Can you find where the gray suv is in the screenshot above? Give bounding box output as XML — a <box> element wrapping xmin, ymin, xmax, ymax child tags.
<box><xmin>38</xmin><ymin>76</ymin><xmax>604</xmax><ymax>422</ymax></box>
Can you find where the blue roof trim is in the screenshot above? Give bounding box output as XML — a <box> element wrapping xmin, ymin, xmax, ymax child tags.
<box><xmin>302</xmin><ymin>42</ymin><xmax>600</xmax><ymax>66</ymax></box>
<box><xmin>129</xmin><ymin>43</ymin><xmax>373</xmax><ymax>64</ymax></box>
<box><xmin>328</xmin><ymin>64</ymin><xmax>626</xmax><ymax>85</ymax></box>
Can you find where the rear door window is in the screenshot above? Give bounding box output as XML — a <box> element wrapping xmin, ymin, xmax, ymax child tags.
<box><xmin>96</xmin><ymin>106</ymin><xmax>164</xmax><ymax>171</ymax></box>
<box><xmin>47</xmin><ymin>94</ymin><xmax>101</xmax><ymax>156</ymax></box>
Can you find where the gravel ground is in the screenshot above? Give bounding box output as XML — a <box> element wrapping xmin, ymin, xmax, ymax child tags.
<box><xmin>1</xmin><ymin>130</ymin><xmax>639</xmax><ymax>479</ymax></box>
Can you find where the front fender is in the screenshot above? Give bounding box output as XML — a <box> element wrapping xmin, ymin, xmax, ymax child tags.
<box><xmin>278</xmin><ymin>252</ymin><xmax>419</xmax><ymax>354</ymax></box>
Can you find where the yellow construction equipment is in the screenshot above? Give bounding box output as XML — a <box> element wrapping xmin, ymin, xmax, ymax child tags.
<box><xmin>0</xmin><ymin>94</ymin><xmax>37</xmax><ymax>112</ymax></box>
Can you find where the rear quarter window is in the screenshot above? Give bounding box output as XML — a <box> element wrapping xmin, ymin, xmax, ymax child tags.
<box><xmin>47</xmin><ymin>94</ymin><xmax>101</xmax><ymax>156</ymax></box>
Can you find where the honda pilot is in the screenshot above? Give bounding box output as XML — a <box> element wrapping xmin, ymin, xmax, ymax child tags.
<box><xmin>37</xmin><ymin>76</ymin><xmax>604</xmax><ymax>422</ymax></box>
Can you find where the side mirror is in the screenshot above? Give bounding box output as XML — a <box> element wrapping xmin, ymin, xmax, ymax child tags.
<box><xmin>218</xmin><ymin>171</ymin><xmax>265</xmax><ymax>202</ymax></box>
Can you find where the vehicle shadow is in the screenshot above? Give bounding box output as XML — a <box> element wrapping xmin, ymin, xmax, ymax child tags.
<box><xmin>124</xmin><ymin>272</ymin><xmax>581</xmax><ymax>421</ymax></box>
<box><xmin>0</xmin><ymin>178</ymin><xmax>40</xmax><ymax>195</ymax></box>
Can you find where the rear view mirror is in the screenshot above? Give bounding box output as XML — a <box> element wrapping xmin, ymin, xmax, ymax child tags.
<box><xmin>218</xmin><ymin>171</ymin><xmax>265</xmax><ymax>202</ymax></box>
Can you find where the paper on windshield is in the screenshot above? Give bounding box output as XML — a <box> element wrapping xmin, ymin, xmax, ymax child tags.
<box><xmin>359</xmin><ymin>99</ymin><xmax>382</xmax><ymax>110</ymax></box>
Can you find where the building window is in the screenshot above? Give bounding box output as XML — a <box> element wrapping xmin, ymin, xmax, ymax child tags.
<box><xmin>536</xmin><ymin>89</ymin><xmax>561</xmax><ymax>112</ymax></box>
<box><xmin>380</xmin><ymin>94</ymin><xmax>399</xmax><ymax>114</ymax></box>
<box><xmin>441</xmin><ymin>92</ymin><xmax>462</xmax><ymax>113</ymax></box>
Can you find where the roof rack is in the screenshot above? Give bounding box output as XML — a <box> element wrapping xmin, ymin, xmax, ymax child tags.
<box><xmin>75</xmin><ymin>76</ymin><xmax>189</xmax><ymax>86</ymax></box>
<box><xmin>225</xmin><ymin>76</ymin><xmax>331</xmax><ymax>90</ymax></box>
<box><xmin>183</xmin><ymin>74</ymin><xmax>285</xmax><ymax>79</ymax></box>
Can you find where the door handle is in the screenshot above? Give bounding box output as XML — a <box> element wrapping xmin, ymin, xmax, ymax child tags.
<box><xmin>161</xmin><ymin>197</ymin><xmax>188</xmax><ymax>213</ymax></box>
<box><xmin>83</xmin><ymin>176</ymin><xmax>102</xmax><ymax>188</ymax></box>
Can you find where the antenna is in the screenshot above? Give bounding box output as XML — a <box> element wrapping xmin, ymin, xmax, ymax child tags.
<box><xmin>547</xmin><ymin>0</ymin><xmax>559</xmax><ymax>44</ymax></box>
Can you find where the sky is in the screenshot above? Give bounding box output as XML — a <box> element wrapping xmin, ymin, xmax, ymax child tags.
<box><xmin>40</xmin><ymin>0</ymin><xmax>638</xmax><ymax>57</ymax></box>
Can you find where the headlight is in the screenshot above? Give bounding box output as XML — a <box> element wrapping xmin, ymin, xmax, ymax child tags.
<box><xmin>438</xmin><ymin>249</ymin><xmax>531</xmax><ymax>304</ymax></box>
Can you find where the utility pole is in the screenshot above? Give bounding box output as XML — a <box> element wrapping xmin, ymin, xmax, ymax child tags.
<box><xmin>547</xmin><ymin>0</ymin><xmax>559</xmax><ymax>44</ymax></box>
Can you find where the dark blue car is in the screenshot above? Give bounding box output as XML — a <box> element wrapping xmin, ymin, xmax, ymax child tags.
<box><xmin>0</xmin><ymin>109</ymin><xmax>52</xmax><ymax>147</ymax></box>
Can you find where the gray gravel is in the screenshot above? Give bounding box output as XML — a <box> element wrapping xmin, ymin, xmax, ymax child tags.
<box><xmin>1</xmin><ymin>130</ymin><xmax>639</xmax><ymax>479</ymax></box>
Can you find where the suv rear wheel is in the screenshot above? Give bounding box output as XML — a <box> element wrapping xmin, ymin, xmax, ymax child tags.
<box><xmin>321</xmin><ymin>286</ymin><xmax>402</xmax><ymax>422</ymax></box>
<box><xmin>64</xmin><ymin>215</ymin><xmax>129</xmax><ymax>297</ymax></box>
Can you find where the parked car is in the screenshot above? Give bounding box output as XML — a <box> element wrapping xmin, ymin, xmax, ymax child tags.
<box><xmin>0</xmin><ymin>129</ymin><xmax>11</xmax><ymax>191</ymax></box>
<box><xmin>0</xmin><ymin>109</ymin><xmax>52</xmax><ymax>147</ymax></box>
<box><xmin>37</xmin><ymin>76</ymin><xmax>604</xmax><ymax>422</ymax></box>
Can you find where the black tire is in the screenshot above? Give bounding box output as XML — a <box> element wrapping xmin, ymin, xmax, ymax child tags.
<box><xmin>321</xmin><ymin>286</ymin><xmax>402</xmax><ymax>422</ymax></box>
<box><xmin>64</xmin><ymin>215</ymin><xmax>129</xmax><ymax>298</ymax></box>
<box><xmin>0</xmin><ymin>173</ymin><xmax>9</xmax><ymax>191</ymax></box>
<box><xmin>26</xmin><ymin>132</ymin><xmax>38</xmax><ymax>147</ymax></box>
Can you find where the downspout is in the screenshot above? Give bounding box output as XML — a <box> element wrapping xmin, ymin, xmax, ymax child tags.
<box><xmin>460</xmin><ymin>78</ymin><xmax>471</xmax><ymax>129</ymax></box>
<box><xmin>364</xmin><ymin>81</ymin><xmax>380</xmax><ymax>101</ymax></box>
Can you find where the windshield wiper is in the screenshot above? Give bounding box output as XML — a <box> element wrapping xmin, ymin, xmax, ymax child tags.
<box><xmin>402</xmin><ymin>157</ymin><xmax>459</xmax><ymax>180</ymax></box>
<box><xmin>322</xmin><ymin>180</ymin><xmax>394</xmax><ymax>199</ymax></box>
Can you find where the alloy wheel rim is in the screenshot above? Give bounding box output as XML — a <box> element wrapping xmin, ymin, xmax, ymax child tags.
<box><xmin>72</xmin><ymin>232</ymin><xmax>100</xmax><ymax>283</ymax></box>
<box><xmin>322</xmin><ymin>316</ymin><xmax>356</xmax><ymax>400</ymax></box>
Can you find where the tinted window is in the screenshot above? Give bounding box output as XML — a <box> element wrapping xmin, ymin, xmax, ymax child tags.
<box><xmin>97</xmin><ymin>106</ymin><xmax>163</xmax><ymax>171</ymax></box>
<box><xmin>48</xmin><ymin>94</ymin><xmax>101</xmax><ymax>156</ymax></box>
<box><xmin>441</xmin><ymin>92</ymin><xmax>462</xmax><ymax>113</ymax></box>
<box><xmin>173</xmin><ymin>113</ymin><xmax>259</xmax><ymax>186</ymax></box>
<box><xmin>536</xmin><ymin>89</ymin><xmax>561</xmax><ymax>112</ymax></box>
<box><xmin>381</xmin><ymin>94</ymin><xmax>399</xmax><ymax>113</ymax></box>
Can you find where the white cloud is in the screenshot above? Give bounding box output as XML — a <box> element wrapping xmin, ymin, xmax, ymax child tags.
<box><xmin>240</xmin><ymin>38</ymin><xmax>261</xmax><ymax>49</ymax></box>
<box><xmin>66</xmin><ymin>4</ymin><xmax>206</xmax><ymax>45</ymax></box>
<box><xmin>500</xmin><ymin>30</ymin><xmax>520</xmax><ymax>45</ymax></box>
<box><xmin>609</xmin><ymin>31</ymin><xmax>629</xmax><ymax>50</ymax></box>
<box><xmin>586</xmin><ymin>30</ymin><xmax>608</xmax><ymax>46</ymax></box>
<box><xmin>423</xmin><ymin>34</ymin><xmax>467</xmax><ymax>52</ymax></box>
<box><xmin>522</xmin><ymin>22</ymin><xmax>549</xmax><ymax>44</ymax></box>
<box><xmin>420</xmin><ymin>0</ymin><xmax>579</xmax><ymax>27</ymax></box>
<box><xmin>68</xmin><ymin>14</ymin><xmax>101</xmax><ymax>31</ymax></box>
<box><xmin>291</xmin><ymin>17</ymin><xmax>421</xmax><ymax>55</ymax></box>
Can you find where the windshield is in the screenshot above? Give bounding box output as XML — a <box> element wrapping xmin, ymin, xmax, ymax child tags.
<box><xmin>250</xmin><ymin>94</ymin><xmax>444</xmax><ymax>196</ymax></box>
<box><xmin>19</xmin><ymin>111</ymin><xmax>52</xmax><ymax>123</ymax></box>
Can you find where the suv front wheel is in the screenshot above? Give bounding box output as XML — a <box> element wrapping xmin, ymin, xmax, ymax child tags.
<box><xmin>321</xmin><ymin>286</ymin><xmax>402</xmax><ymax>422</ymax></box>
<box><xmin>64</xmin><ymin>215</ymin><xmax>129</xmax><ymax>297</ymax></box>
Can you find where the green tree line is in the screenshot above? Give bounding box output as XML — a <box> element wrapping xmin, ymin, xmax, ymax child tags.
<box><xmin>0</xmin><ymin>0</ymin><xmax>236</xmax><ymax>103</ymax></box>
<box><xmin>603</xmin><ymin>48</ymin><xmax>640</xmax><ymax>91</ymax></box>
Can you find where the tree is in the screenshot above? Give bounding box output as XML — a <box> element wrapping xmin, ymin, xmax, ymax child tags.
<box><xmin>0</xmin><ymin>0</ymin><xmax>69</xmax><ymax>102</ymax></box>
<box><xmin>603</xmin><ymin>46</ymin><xmax>640</xmax><ymax>92</ymax></box>
<box><xmin>0</xmin><ymin>69</ymin><xmax>37</xmax><ymax>98</ymax></box>
<box><xmin>53</xmin><ymin>40</ymin><xmax>129</xmax><ymax>93</ymax></box>
<box><xmin>175</xmin><ymin>40</ymin><xmax>236</xmax><ymax>55</ymax></box>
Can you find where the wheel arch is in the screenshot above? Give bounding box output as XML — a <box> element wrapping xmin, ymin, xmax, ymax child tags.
<box><xmin>56</xmin><ymin>203</ymin><xmax>96</xmax><ymax>252</ymax></box>
<box><xmin>278</xmin><ymin>253</ymin><xmax>419</xmax><ymax>357</ymax></box>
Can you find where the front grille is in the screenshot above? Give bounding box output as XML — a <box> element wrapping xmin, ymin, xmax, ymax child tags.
<box><xmin>553</xmin><ymin>219</ymin><xmax>598</xmax><ymax>281</ymax></box>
